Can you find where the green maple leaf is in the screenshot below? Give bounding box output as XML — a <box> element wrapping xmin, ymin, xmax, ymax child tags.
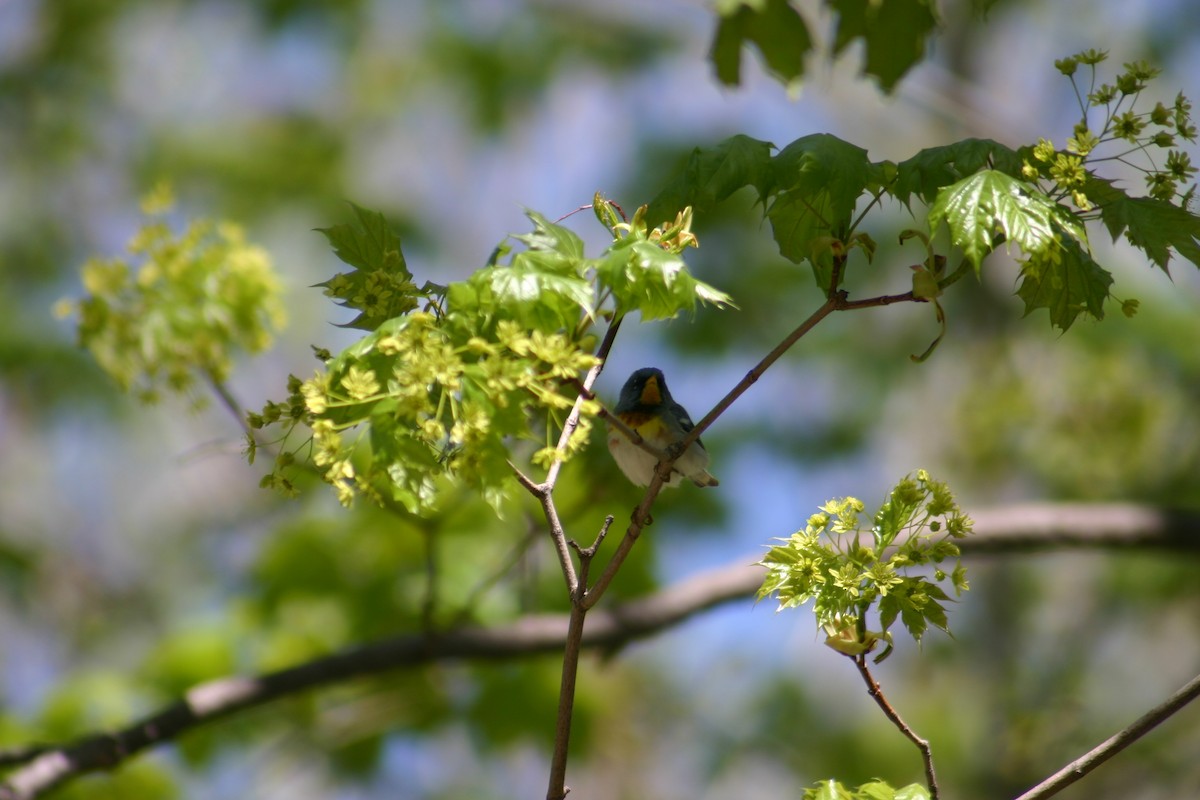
<box><xmin>710</xmin><ymin>0</ymin><xmax>813</xmax><ymax>87</ymax></box>
<box><xmin>468</xmin><ymin>211</ymin><xmax>595</xmax><ymax>331</ymax></box>
<box><xmin>927</xmin><ymin>170</ymin><xmax>1085</xmax><ymax>270</ymax></box>
<box><xmin>829</xmin><ymin>0</ymin><xmax>939</xmax><ymax>92</ymax></box>
<box><xmin>477</xmin><ymin>255</ymin><xmax>594</xmax><ymax>331</ymax></box>
<box><xmin>1015</xmin><ymin>236</ymin><xmax>1113</xmax><ymax>331</ymax></box>
<box><xmin>1085</xmin><ymin>177</ymin><xmax>1200</xmax><ymax>272</ymax></box>
<box><xmin>511</xmin><ymin>210</ymin><xmax>586</xmax><ymax>262</ymax></box>
<box><xmin>761</xmin><ymin>134</ymin><xmax>882</xmax><ymax>283</ymax></box>
<box><xmin>644</xmin><ymin>134</ymin><xmax>774</xmax><ymax>226</ymax></box>
<box><xmin>315</xmin><ymin>203</ymin><xmax>422</xmax><ymax>331</ymax></box>
<box><xmin>595</xmin><ymin>238</ymin><xmax>734</xmax><ymax>321</ymax></box>
<box><xmin>893</xmin><ymin>138</ymin><xmax>1024</xmax><ymax>207</ymax></box>
<box><xmin>317</xmin><ymin>202</ymin><xmax>411</xmax><ymax>276</ymax></box>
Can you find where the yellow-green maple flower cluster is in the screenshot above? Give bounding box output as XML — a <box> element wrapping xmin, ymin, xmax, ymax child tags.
<box><xmin>758</xmin><ymin>471</ymin><xmax>972</xmax><ymax>658</ymax></box>
<box><xmin>253</xmin><ymin>312</ymin><xmax>599</xmax><ymax>511</ymax></box>
<box><xmin>1029</xmin><ymin>52</ymin><xmax>1198</xmax><ymax>209</ymax></box>
<box><xmin>58</xmin><ymin>185</ymin><xmax>285</xmax><ymax>405</ymax></box>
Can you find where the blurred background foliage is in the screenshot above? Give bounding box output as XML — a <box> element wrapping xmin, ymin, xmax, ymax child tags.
<box><xmin>1</xmin><ymin>0</ymin><xmax>1199</xmax><ymax>798</ymax></box>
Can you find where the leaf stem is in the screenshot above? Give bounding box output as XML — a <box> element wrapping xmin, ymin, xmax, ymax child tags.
<box><xmin>848</xmin><ymin>189</ymin><xmax>886</xmax><ymax>237</ymax></box>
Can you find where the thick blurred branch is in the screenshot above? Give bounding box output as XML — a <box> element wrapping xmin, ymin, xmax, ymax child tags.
<box><xmin>2</xmin><ymin>502</ymin><xmax>1198</xmax><ymax>799</ymax></box>
<box><xmin>962</xmin><ymin>503</ymin><xmax>1200</xmax><ymax>552</ymax></box>
<box><xmin>0</xmin><ymin>560</ymin><xmax>758</xmax><ymax>800</ymax></box>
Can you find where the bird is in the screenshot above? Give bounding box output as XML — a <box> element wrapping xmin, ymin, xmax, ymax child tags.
<box><xmin>607</xmin><ymin>367</ymin><xmax>719</xmax><ymax>488</ymax></box>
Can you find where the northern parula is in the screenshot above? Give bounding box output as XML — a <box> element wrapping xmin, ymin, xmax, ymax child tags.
<box><xmin>607</xmin><ymin>367</ymin><xmax>719</xmax><ymax>488</ymax></box>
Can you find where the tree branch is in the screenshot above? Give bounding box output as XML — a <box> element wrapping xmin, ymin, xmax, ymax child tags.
<box><xmin>0</xmin><ymin>560</ymin><xmax>760</xmax><ymax>800</ymax></box>
<box><xmin>2</xmin><ymin>503</ymin><xmax>1197</xmax><ymax>798</ymax></box>
<box><xmin>964</xmin><ymin>503</ymin><xmax>1200</xmax><ymax>553</ymax></box>
<box><xmin>585</xmin><ymin>295</ymin><xmax>842</xmax><ymax>610</ymax></box>
<box><xmin>535</xmin><ymin>315</ymin><xmax>622</xmax><ymax>799</ymax></box>
<box><xmin>544</xmin><ymin>316</ymin><xmax>622</xmax><ymax>492</ymax></box>
<box><xmin>676</xmin><ymin>294</ymin><xmax>840</xmax><ymax>452</ymax></box>
<box><xmin>1013</xmin><ymin>670</ymin><xmax>1200</xmax><ymax>800</ymax></box>
<box><xmin>850</xmin><ymin>655</ymin><xmax>939</xmax><ymax>800</ymax></box>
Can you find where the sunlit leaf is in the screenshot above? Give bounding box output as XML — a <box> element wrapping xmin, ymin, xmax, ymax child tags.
<box><xmin>927</xmin><ymin>169</ymin><xmax>1085</xmax><ymax>270</ymax></box>
<box><xmin>596</xmin><ymin>238</ymin><xmax>734</xmax><ymax>320</ymax></box>
<box><xmin>513</xmin><ymin>209</ymin><xmax>586</xmax><ymax>262</ymax></box>
<box><xmin>474</xmin><ymin>253</ymin><xmax>594</xmax><ymax>330</ymax></box>
<box><xmin>858</xmin><ymin>780</ymin><xmax>899</xmax><ymax>800</ymax></box>
<box><xmin>894</xmin><ymin>784</ymin><xmax>932</xmax><ymax>800</ymax></box>
<box><xmin>804</xmin><ymin>779</ymin><xmax>855</xmax><ymax>800</ymax></box>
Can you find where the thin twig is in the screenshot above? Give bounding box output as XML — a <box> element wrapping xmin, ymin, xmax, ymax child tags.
<box><xmin>570</xmin><ymin>516</ymin><xmax>615</xmax><ymax>573</ymax></box>
<box><xmin>674</xmin><ymin>286</ymin><xmax>842</xmax><ymax>456</ymax></box>
<box><xmin>509</xmin><ymin>458</ymin><xmax>581</xmax><ymax>595</ymax></box>
<box><xmin>546</xmin><ymin>516</ymin><xmax>613</xmax><ymax>800</ymax></box>
<box><xmin>1013</xmin><ymin>670</ymin><xmax>1200</xmax><ymax>800</ymax></box>
<box><xmin>204</xmin><ymin>371</ymin><xmax>254</xmax><ymax>439</ymax></box>
<box><xmin>544</xmin><ymin>317</ymin><xmax>623</xmax><ymax>492</ymax></box>
<box><xmin>509</xmin><ymin>462</ymin><xmax>542</xmax><ymax>496</ymax></box>
<box><xmin>835</xmin><ymin>290</ymin><xmax>919</xmax><ymax>310</ymax></box>
<box><xmin>850</xmin><ymin>655</ymin><xmax>940</xmax><ymax>800</ymax></box>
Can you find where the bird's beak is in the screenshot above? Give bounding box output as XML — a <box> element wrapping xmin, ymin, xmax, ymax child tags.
<box><xmin>639</xmin><ymin>374</ymin><xmax>662</xmax><ymax>405</ymax></box>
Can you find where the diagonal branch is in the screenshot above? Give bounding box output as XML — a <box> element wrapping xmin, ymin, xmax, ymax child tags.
<box><xmin>544</xmin><ymin>316</ymin><xmax>623</xmax><ymax>493</ymax></box>
<box><xmin>674</xmin><ymin>294</ymin><xmax>839</xmax><ymax>454</ymax></box>
<box><xmin>1013</xmin><ymin>670</ymin><xmax>1200</xmax><ymax>800</ymax></box>
<box><xmin>850</xmin><ymin>655</ymin><xmax>939</xmax><ymax>800</ymax></box>
<box><xmin>512</xmin><ymin>316</ymin><xmax>624</xmax><ymax>595</ymax></box>
<box><xmin>583</xmin><ymin>294</ymin><xmax>840</xmax><ymax>610</ymax></box>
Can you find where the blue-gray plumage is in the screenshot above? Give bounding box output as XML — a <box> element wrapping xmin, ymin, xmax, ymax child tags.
<box><xmin>607</xmin><ymin>367</ymin><xmax>718</xmax><ymax>488</ymax></box>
